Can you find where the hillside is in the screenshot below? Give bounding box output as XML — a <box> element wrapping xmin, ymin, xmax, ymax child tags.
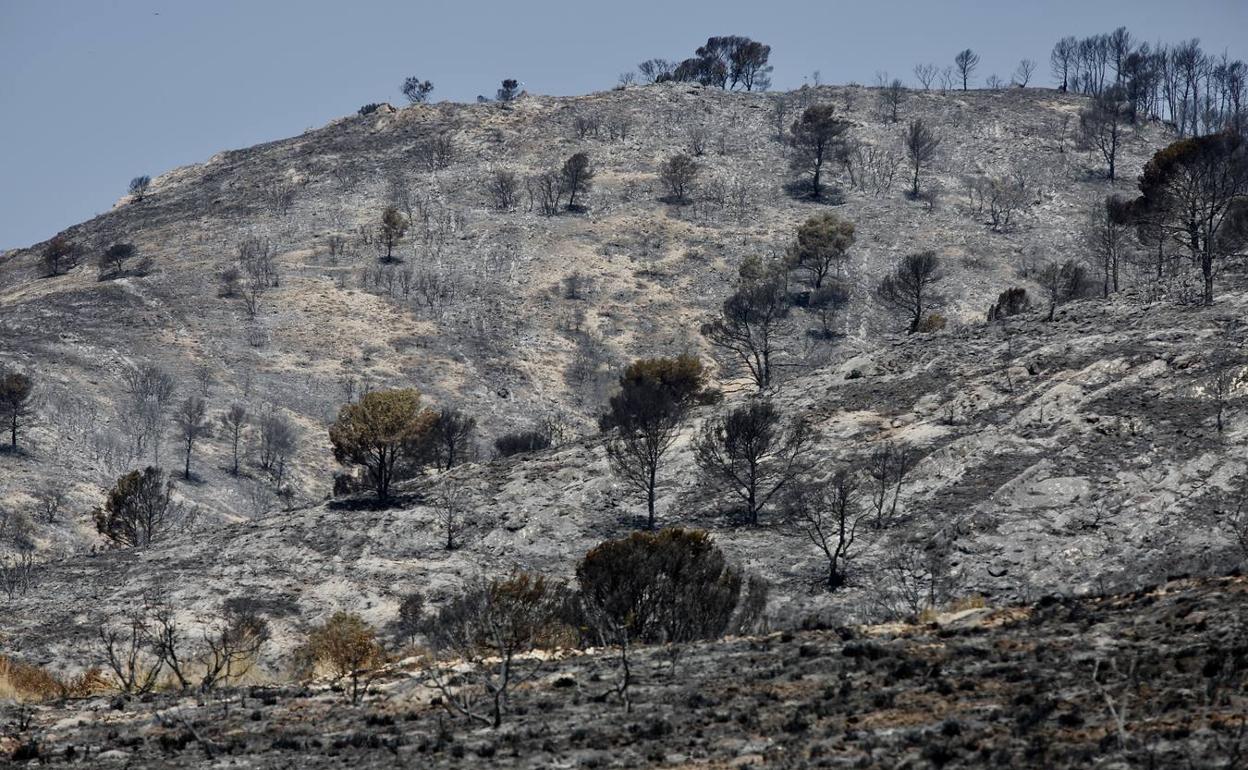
<box><xmin>3</xmin><ymin>273</ymin><xmax>1246</xmax><ymax>669</ymax></box>
<box><xmin>0</xmin><ymin>83</ymin><xmax>1174</xmax><ymax>537</ymax></box>
<box><xmin>2</xmin><ymin>81</ymin><xmax>1247</xmax><ymax>767</ymax></box>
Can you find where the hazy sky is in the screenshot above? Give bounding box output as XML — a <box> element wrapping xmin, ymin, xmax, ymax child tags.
<box><xmin>2</xmin><ymin>0</ymin><xmax>1245</xmax><ymax>249</ymax></box>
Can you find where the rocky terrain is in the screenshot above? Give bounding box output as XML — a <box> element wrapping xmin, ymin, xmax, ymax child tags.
<box><xmin>0</xmin><ymin>83</ymin><xmax>1174</xmax><ymax>535</ymax></box>
<box><xmin>3</xmin><ymin>575</ymin><xmax>1246</xmax><ymax>768</ymax></box>
<box><xmin>1</xmin><ymin>79</ymin><xmax>1246</xmax><ymax>767</ymax></box>
<box><xmin>2</xmin><ymin>277</ymin><xmax>1247</xmax><ymax>673</ymax></box>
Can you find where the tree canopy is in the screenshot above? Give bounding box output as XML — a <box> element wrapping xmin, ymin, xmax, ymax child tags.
<box><xmin>329</xmin><ymin>389</ymin><xmax>437</xmax><ymax>500</ymax></box>
<box><xmin>401</xmin><ymin>76</ymin><xmax>434</xmax><ymax>104</ymax></box>
<box><xmin>875</xmin><ymin>250</ymin><xmax>944</xmax><ymax>334</ymax></box>
<box><xmin>787</xmin><ymin>213</ymin><xmax>855</xmax><ymax>289</ymax></box>
<box><xmin>1130</xmin><ymin>132</ymin><xmax>1248</xmax><ymax>305</ymax></box>
<box><xmin>701</xmin><ymin>264</ymin><xmax>791</xmax><ymax>391</ymax></box>
<box><xmin>603</xmin><ymin>355</ymin><xmax>713</xmax><ymax>528</ymax></box>
<box><xmin>0</xmin><ymin>369</ymin><xmax>34</xmax><ymax>450</ymax></box>
<box><xmin>93</xmin><ymin>467</ymin><xmax>180</xmax><ymax>548</ymax></box>
<box><xmin>789</xmin><ymin>105</ymin><xmax>849</xmax><ymax>199</ymax></box>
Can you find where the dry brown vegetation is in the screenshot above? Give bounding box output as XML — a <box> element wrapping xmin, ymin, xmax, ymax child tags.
<box><xmin>0</xmin><ymin>655</ymin><xmax>104</xmax><ymax>702</ymax></box>
<box><xmin>2</xmin><ymin>576</ymin><xmax>1244</xmax><ymax>768</ymax></box>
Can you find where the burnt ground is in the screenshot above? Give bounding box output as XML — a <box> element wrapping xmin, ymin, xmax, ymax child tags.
<box><xmin>3</xmin><ymin>575</ymin><xmax>1246</xmax><ymax>769</ymax></box>
<box><xmin>2</xmin><ymin>281</ymin><xmax>1247</xmax><ymax>675</ymax></box>
<box><xmin>1</xmin><ymin>82</ymin><xmax>1246</xmax><ymax>770</ymax></box>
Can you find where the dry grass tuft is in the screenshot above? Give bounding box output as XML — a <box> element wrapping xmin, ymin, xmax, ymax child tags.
<box><xmin>947</xmin><ymin>594</ymin><xmax>987</xmax><ymax>612</ymax></box>
<box><xmin>0</xmin><ymin>655</ymin><xmax>106</xmax><ymax>702</ymax></box>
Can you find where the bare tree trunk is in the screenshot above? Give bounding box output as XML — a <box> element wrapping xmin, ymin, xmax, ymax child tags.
<box><xmin>617</xmin><ymin>635</ymin><xmax>633</xmax><ymax>713</ymax></box>
<box><xmin>1203</xmin><ymin>253</ymin><xmax>1215</xmax><ymax>305</ymax></box>
<box><xmin>647</xmin><ymin>465</ymin><xmax>656</xmax><ymax>529</ymax></box>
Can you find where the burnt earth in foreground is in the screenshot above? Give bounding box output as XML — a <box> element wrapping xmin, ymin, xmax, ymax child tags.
<box><xmin>3</xmin><ymin>574</ymin><xmax>1245</xmax><ymax>769</ymax></box>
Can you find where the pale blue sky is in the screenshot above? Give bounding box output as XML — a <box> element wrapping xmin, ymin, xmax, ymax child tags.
<box><xmin>2</xmin><ymin>0</ymin><xmax>1245</xmax><ymax>249</ymax></box>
